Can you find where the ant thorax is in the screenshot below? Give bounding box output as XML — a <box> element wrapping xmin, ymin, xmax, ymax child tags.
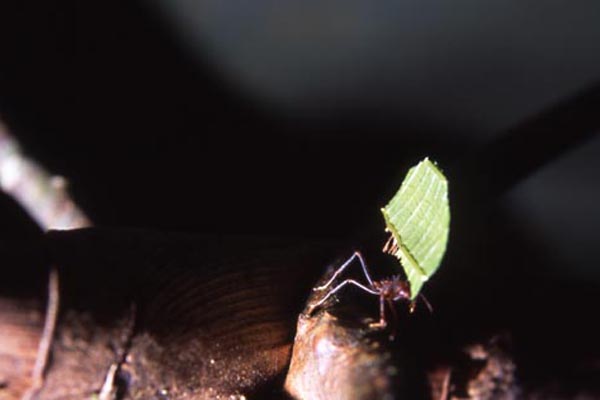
<box><xmin>372</xmin><ymin>276</ymin><xmax>411</xmax><ymax>301</ymax></box>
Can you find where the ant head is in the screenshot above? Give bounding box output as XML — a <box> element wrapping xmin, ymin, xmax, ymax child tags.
<box><xmin>392</xmin><ymin>278</ymin><xmax>411</xmax><ymax>301</ymax></box>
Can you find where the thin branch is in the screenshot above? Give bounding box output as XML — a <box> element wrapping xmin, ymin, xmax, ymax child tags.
<box><xmin>97</xmin><ymin>303</ymin><xmax>136</xmax><ymax>400</ymax></box>
<box><xmin>0</xmin><ymin>119</ymin><xmax>92</xmax><ymax>398</ymax></box>
<box><xmin>98</xmin><ymin>363</ymin><xmax>119</xmax><ymax>400</ymax></box>
<box><xmin>22</xmin><ymin>267</ymin><xmax>60</xmax><ymax>400</ymax></box>
<box><xmin>0</xmin><ymin>120</ymin><xmax>91</xmax><ymax>230</ymax></box>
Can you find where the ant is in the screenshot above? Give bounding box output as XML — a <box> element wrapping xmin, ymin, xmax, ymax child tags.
<box><xmin>308</xmin><ymin>251</ymin><xmax>432</xmax><ymax>329</ymax></box>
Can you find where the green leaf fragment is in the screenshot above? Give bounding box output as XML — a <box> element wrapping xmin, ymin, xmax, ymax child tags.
<box><xmin>381</xmin><ymin>158</ymin><xmax>450</xmax><ymax>299</ymax></box>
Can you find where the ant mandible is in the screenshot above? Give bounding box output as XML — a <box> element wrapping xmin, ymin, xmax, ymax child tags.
<box><xmin>308</xmin><ymin>251</ymin><xmax>432</xmax><ymax>329</ymax></box>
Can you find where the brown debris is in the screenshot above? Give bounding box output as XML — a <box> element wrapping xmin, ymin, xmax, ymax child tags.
<box><xmin>427</xmin><ymin>336</ymin><xmax>518</xmax><ymax>400</ymax></box>
<box><xmin>0</xmin><ymin>297</ymin><xmax>44</xmax><ymax>400</ymax></box>
<box><xmin>0</xmin><ymin>228</ymin><xmax>334</xmax><ymax>399</ymax></box>
<box><xmin>36</xmin><ymin>308</ymin><xmax>136</xmax><ymax>399</ymax></box>
<box><xmin>462</xmin><ymin>340</ymin><xmax>517</xmax><ymax>400</ymax></box>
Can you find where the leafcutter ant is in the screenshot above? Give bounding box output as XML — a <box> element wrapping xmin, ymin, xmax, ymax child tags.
<box><xmin>308</xmin><ymin>251</ymin><xmax>432</xmax><ymax>329</ymax></box>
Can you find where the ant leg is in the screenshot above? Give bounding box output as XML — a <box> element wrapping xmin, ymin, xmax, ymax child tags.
<box><xmin>308</xmin><ymin>279</ymin><xmax>378</xmax><ymax>315</ymax></box>
<box><xmin>410</xmin><ymin>293</ymin><xmax>434</xmax><ymax>313</ymax></box>
<box><xmin>419</xmin><ymin>293</ymin><xmax>434</xmax><ymax>313</ymax></box>
<box><xmin>314</xmin><ymin>251</ymin><xmax>374</xmax><ymax>291</ymax></box>
<box><xmin>369</xmin><ymin>295</ymin><xmax>387</xmax><ymax>329</ymax></box>
<box><xmin>354</xmin><ymin>251</ymin><xmax>375</xmax><ymax>287</ymax></box>
<box><xmin>386</xmin><ymin>298</ymin><xmax>399</xmax><ymax>340</ymax></box>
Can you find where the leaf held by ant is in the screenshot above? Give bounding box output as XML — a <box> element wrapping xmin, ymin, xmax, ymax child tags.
<box><xmin>381</xmin><ymin>158</ymin><xmax>450</xmax><ymax>299</ymax></box>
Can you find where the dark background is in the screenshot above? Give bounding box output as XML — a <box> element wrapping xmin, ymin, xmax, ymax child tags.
<box><xmin>0</xmin><ymin>0</ymin><xmax>598</xmax><ymax>278</ymax></box>
<box><xmin>0</xmin><ymin>3</ymin><xmax>599</xmax><ymax>283</ymax></box>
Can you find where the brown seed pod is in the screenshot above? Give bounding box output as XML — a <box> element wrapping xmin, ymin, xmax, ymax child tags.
<box><xmin>285</xmin><ymin>311</ymin><xmax>402</xmax><ymax>400</ymax></box>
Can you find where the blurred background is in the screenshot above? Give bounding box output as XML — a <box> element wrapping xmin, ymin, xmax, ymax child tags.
<box><xmin>0</xmin><ymin>0</ymin><xmax>599</xmax><ymax>283</ymax></box>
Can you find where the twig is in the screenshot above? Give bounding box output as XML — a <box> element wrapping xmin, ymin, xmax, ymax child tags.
<box><xmin>21</xmin><ymin>267</ymin><xmax>60</xmax><ymax>400</ymax></box>
<box><xmin>98</xmin><ymin>363</ymin><xmax>119</xmax><ymax>400</ymax></box>
<box><xmin>0</xmin><ymin>119</ymin><xmax>91</xmax><ymax>398</ymax></box>
<box><xmin>0</xmin><ymin>120</ymin><xmax>91</xmax><ymax>230</ymax></box>
<box><xmin>440</xmin><ymin>368</ymin><xmax>451</xmax><ymax>400</ymax></box>
<box><xmin>97</xmin><ymin>303</ymin><xmax>136</xmax><ymax>400</ymax></box>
